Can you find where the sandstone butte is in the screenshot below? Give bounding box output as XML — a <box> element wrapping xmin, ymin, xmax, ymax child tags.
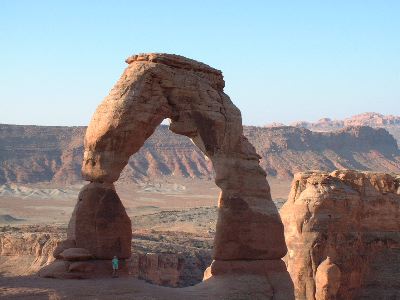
<box><xmin>39</xmin><ymin>53</ymin><xmax>295</xmax><ymax>299</ymax></box>
<box><xmin>281</xmin><ymin>170</ymin><xmax>400</xmax><ymax>300</ymax></box>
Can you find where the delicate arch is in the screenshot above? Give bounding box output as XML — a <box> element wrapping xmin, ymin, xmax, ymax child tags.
<box><xmin>80</xmin><ymin>53</ymin><xmax>286</xmax><ymax>260</ymax></box>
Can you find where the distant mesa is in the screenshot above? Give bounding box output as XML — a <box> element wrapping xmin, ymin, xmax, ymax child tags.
<box><xmin>288</xmin><ymin>112</ymin><xmax>400</xmax><ymax>141</ymax></box>
<box><xmin>1</xmin><ymin>115</ymin><xmax>400</xmax><ymax>185</ymax></box>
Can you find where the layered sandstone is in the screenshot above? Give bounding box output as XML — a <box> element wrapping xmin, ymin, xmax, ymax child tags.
<box><xmin>281</xmin><ymin>170</ymin><xmax>400</xmax><ymax>299</ymax></box>
<box><xmin>246</xmin><ymin>125</ymin><xmax>400</xmax><ymax>178</ymax></box>
<box><xmin>0</xmin><ymin>230</ymin><xmax>61</xmax><ymax>276</ymax></box>
<box><xmin>1</xmin><ymin>124</ymin><xmax>400</xmax><ymax>185</ymax></box>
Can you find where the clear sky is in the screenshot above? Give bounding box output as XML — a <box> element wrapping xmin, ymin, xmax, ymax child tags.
<box><xmin>1</xmin><ymin>1</ymin><xmax>399</xmax><ymax>126</ymax></box>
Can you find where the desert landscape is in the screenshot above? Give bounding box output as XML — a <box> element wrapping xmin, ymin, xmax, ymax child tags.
<box><xmin>1</xmin><ymin>53</ymin><xmax>400</xmax><ymax>300</ymax></box>
<box><xmin>1</xmin><ymin>2</ymin><xmax>400</xmax><ymax>299</ymax></box>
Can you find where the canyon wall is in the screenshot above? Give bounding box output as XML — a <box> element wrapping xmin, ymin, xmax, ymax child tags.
<box><xmin>1</xmin><ymin>124</ymin><xmax>399</xmax><ymax>184</ymax></box>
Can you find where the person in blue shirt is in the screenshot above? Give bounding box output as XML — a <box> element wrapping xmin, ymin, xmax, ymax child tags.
<box><xmin>112</xmin><ymin>256</ymin><xmax>119</xmax><ymax>277</ymax></box>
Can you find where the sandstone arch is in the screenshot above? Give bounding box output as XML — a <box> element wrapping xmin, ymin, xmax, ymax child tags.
<box><xmin>58</xmin><ymin>54</ymin><xmax>293</xmax><ymax>297</ymax></box>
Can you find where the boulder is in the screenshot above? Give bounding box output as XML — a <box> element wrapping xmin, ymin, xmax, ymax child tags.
<box><xmin>38</xmin><ymin>260</ymin><xmax>69</xmax><ymax>278</ymax></box>
<box><xmin>68</xmin><ymin>261</ymin><xmax>95</xmax><ymax>273</ymax></box>
<box><xmin>59</xmin><ymin>248</ymin><xmax>92</xmax><ymax>261</ymax></box>
<box><xmin>315</xmin><ymin>257</ymin><xmax>341</xmax><ymax>300</ymax></box>
<box><xmin>203</xmin><ymin>260</ymin><xmax>294</xmax><ymax>300</ymax></box>
<box><xmin>53</xmin><ymin>239</ymin><xmax>76</xmax><ymax>259</ymax></box>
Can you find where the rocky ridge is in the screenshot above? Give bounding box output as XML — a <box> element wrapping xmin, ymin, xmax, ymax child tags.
<box><xmin>1</xmin><ymin>123</ymin><xmax>400</xmax><ymax>184</ymax></box>
<box><xmin>287</xmin><ymin>112</ymin><xmax>400</xmax><ymax>142</ymax></box>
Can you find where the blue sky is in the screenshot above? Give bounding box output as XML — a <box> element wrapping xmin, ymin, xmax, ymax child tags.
<box><xmin>0</xmin><ymin>1</ymin><xmax>399</xmax><ymax>126</ymax></box>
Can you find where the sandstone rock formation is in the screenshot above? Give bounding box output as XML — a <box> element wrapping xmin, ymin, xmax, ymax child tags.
<box><xmin>43</xmin><ymin>53</ymin><xmax>293</xmax><ymax>297</ymax></box>
<box><xmin>0</xmin><ymin>124</ymin><xmax>85</xmax><ymax>185</ymax></box>
<box><xmin>1</xmin><ymin>225</ymin><xmax>208</xmax><ymax>286</ymax></box>
<box><xmin>81</xmin><ymin>53</ymin><xmax>287</xmax><ymax>261</ymax></box>
<box><xmin>246</xmin><ymin>125</ymin><xmax>400</xmax><ymax>179</ymax></box>
<box><xmin>0</xmin><ymin>230</ymin><xmax>61</xmax><ymax>276</ymax></box>
<box><xmin>67</xmin><ymin>182</ymin><xmax>132</xmax><ymax>259</ymax></box>
<box><xmin>281</xmin><ymin>170</ymin><xmax>400</xmax><ymax>300</ymax></box>
<box><xmin>315</xmin><ymin>257</ymin><xmax>341</xmax><ymax>300</ymax></box>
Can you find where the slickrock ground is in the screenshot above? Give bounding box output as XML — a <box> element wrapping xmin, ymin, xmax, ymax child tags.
<box><xmin>281</xmin><ymin>170</ymin><xmax>400</xmax><ymax>300</ymax></box>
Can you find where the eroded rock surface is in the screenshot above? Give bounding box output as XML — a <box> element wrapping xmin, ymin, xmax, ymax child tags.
<box><xmin>0</xmin><ymin>230</ymin><xmax>61</xmax><ymax>276</ymax></box>
<box><xmin>3</xmin><ymin>225</ymin><xmax>210</xmax><ymax>287</ymax></box>
<box><xmin>43</xmin><ymin>53</ymin><xmax>292</xmax><ymax>298</ymax></box>
<box><xmin>281</xmin><ymin>170</ymin><xmax>400</xmax><ymax>300</ymax></box>
<box><xmin>67</xmin><ymin>182</ymin><xmax>131</xmax><ymax>259</ymax></box>
<box><xmin>80</xmin><ymin>53</ymin><xmax>286</xmax><ymax>262</ymax></box>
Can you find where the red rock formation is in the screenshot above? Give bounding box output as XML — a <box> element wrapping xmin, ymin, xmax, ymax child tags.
<box><xmin>1</xmin><ymin>226</ymin><xmax>207</xmax><ymax>287</ymax></box>
<box><xmin>0</xmin><ymin>231</ymin><xmax>61</xmax><ymax>276</ymax></box>
<box><xmin>81</xmin><ymin>53</ymin><xmax>286</xmax><ymax>261</ymax></box>
<box><xmin>281</xmin><ymin>170</ymin><xmax>400</xmax><ymax>300</ymax></box>
<box><xmin>67</xmin><ymin>182</ymin><xmax>131</xmax><ymax>259</ymax></box>
<box><xmin>44</xmin><ymin>53</ymin><xmax>293</xmax><ymax>297</ymax></box>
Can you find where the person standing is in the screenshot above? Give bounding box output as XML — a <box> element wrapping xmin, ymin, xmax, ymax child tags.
<box><xmin>112</xmin><ymin>256</ymin><xmax>119</xmax><ymax>277</ymax></box>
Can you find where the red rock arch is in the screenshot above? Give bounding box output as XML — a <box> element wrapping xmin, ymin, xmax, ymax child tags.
<box><xmin>79</xmin><ymin>53</ymin><xmax>286</xmax><ymax>262</ymax></box>
<box><xmin>53</xmin><ymin>55</ymin><xmax>294</xmax><ymax>298</ymax></box>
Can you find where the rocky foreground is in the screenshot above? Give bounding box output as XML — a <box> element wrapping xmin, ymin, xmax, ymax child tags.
<box><xmin>0</xmin><ymin>209</ymin><xmax>215</xmax><ymax>288</ymax></box>
<box><xmin>1</xmin><ymin>171</ymin><xmax>399</xmax><ymax>299</ymax></box>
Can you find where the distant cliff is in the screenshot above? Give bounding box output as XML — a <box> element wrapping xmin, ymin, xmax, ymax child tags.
<box><xmin>1</xmin><ymin>123</ymin><xmax>400</xmax><ymax>184</ymax></box>
<box><xmin>248</xmin><ymin>125</ymin><xmax>400</xmax><ymax>178</ymax></box>
<box><xmin>284</xmin><ymin>112</ymin><xmax>400</xmax><ymax>142</ymax></box>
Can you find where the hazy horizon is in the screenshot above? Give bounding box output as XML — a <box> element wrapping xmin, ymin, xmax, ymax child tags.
<box><xmin>1</xmin><ymin>1</ymin><xmax>399</xmax><ymax>126</ymax></box>
<box><xmin>1</xmin><ymin>111</ymin><xmax>398</xmax><ymax>128</ymax></box>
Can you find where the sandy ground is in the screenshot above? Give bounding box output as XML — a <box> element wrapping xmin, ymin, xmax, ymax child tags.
<box><xmin>0</xmin><ymin>178</ymin><xmax>292</xmax><ymax>299</ymax></box>
<box><xmin>0</xmin><ymin>178</ymin><xmax>291</xmax><ymax>226</ymax></box>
